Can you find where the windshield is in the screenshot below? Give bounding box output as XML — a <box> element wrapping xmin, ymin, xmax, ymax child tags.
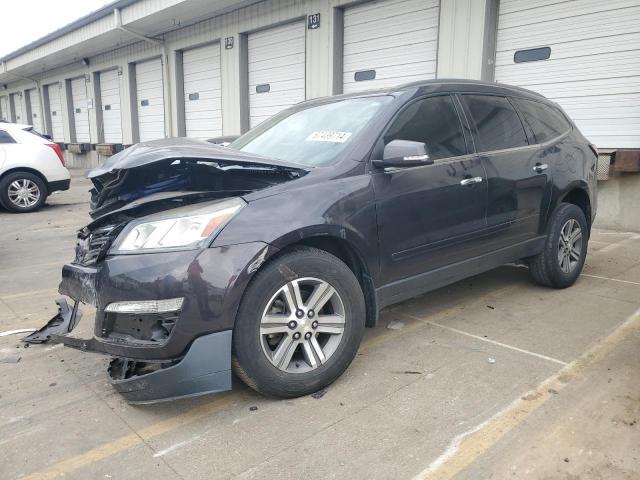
<box><xmin>230</xmin><ymin>96</ymin><xmax>392</xmax><ymax>166</ymax></box>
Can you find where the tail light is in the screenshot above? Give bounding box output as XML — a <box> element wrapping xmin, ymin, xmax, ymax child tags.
<box><xmin>46</xmin><ymin>143</ymin><xmax>65</xmax><ymax>166</ymax></box>
<box><xmin>588</xmin><ymin>143</ymin><xmax>598</xmax><ymax>158</ymax></box>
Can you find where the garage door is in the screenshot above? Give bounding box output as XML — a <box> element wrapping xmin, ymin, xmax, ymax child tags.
<box><xmin>71</xmin><ymin>77</ymin><xmax>90</xmax><ymax>143</ymax></box>
<box><xmin>99</xmin><ymin>69</ymin><xmax>123</xmax><ymax>144</ymax></box>
<box><xmin>11</xmin><ymin>93</ymin><xmax>25</xmax><ymax>123</ymax></box>
<box><xmin>343</xmin><ymin>0</ymin><xmax>439</xmax><ymax>94</ymax></box>
<box><xmin>183</xmin><ymin>44</ymin><xmax>223</xmax><ymax>138</ymax></box>
<box><xmin>495</xmin><ymin>0</ymin><xmax>640</xmax><ymax>149</ymax></box>
<box><xmin>0</xmin><ymin>96</ymin><xmax>8</xmax><ymax>121</ymax></box>
<box><xmin>248</xmin><ymin>21</ymin><xmax>306</xmax><ymax>128</ymax></box>
<box><xmin>136</xmin><ymin>58</ymin><xmax>166</xmax><ymax>142</ymax></box>
<box><xmin>47</xmin><ymin>83</ymin><xmax>65</xmax><ymax>142</ymax></box>
<box><xmin>27</xmin><ymin>89</ymin><xmax>43</xmax><ymax>132</ymax></box>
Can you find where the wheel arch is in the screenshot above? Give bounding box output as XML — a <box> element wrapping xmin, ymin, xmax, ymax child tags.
<box><xmin>264</xmin><ymin>234</ymin><xmax>379</xmax><ymax>328</ymax></box>
<box><xmin>559</xmin><ymin>184</ymin><xmax>592</xmax><ymax>234</ymax></box>
<box><xmin>0</xmin><ymin>167</ymin><xmax>50</xmax><ymax>194</ymax></box>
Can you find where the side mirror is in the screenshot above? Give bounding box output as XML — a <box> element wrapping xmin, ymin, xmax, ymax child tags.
<box><xmin>373</xmin><ymin>140</ymin><xmax>433</xmax><ymax>168</ymax></box>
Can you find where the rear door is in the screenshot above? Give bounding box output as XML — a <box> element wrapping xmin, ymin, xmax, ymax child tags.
<box><xmin>373</xmin><ymin>94</ymin><xmax>488</xmax><ymax>286</ymax></box>
<box><xmin>71</xmin><ymin>77</ymin><xmax>90</xmax><ymax>143</ymax></box>
<box><xmin>459</xmin><ymin>94</ymin><xmax>551</xmax><ymax>250</ymax></box>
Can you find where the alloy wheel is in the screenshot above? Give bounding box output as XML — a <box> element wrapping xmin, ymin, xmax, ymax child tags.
<box><xmin>260</xmin><ymin>277</ymin><xmax>346</xmax><ymax>373</ymax></box>
<box><xmin>558</xmin><ymin>219</ymin><xmax>582</xmax><ymax>274</ymax></box>
<box><xmin>8</xmin><ymin>178</ymin><xmax>41</xmax><ymax>208</ymax></box>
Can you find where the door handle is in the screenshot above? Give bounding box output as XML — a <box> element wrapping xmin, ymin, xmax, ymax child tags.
<box><xmin>460</xmin><ymin>176</ymin><xmax>483</xmax><ymax>186</ymax></box>
<box><xmin>533</xmin><ymin>163</ymin><xmax>548</xmax><ymax>173</ymax></box>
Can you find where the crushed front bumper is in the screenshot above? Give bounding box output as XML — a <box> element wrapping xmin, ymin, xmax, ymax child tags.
<box><xmin>26</xmin><ymin>242</ymin><xmax>275</xmax><ymax>403</ymax></box>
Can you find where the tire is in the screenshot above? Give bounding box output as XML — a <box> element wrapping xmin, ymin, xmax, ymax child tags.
<box><xmin>0</xmin><ymin>171</ymin><xmax>47</xmax><ymax>213</ymax></box>
<box><xmin>529</xmin><ymin>202</ymin><xmax>588</xmax><ymax>288</ymax></box>
<box><xmin>232</xmin><ymin>246</ymin><xmax>366</xmax><ymax>398</ymax></box>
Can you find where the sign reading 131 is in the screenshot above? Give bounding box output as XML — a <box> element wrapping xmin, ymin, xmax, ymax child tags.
<box><xmin>308</xmin><ymin>13</ymin><xmax>320</xmax><ymax>29</ymax></box>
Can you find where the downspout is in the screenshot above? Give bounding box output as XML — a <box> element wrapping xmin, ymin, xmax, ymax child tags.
<box><xmin>114</xmin><ymin>8</ymin><xmax>172</xmax><ymax>138</ymax></box>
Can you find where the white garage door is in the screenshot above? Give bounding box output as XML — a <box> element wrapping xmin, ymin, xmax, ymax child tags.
<box><xmin>0</xmin><ymin>96</ymin><xmax>8</xmax><ymax>121</ymax></box>
<box><xmin>343</xmin><ymin>0</ymin><xmax>439</xmax><ymax>94</ymax></box>
<box><xmin>71</xmin><ymin>77</ymin><xmax>90</xmax><ymax>143</ymax></box>
<box><xmin>99</xmin><ymin>69</ymin><xmax>123</xmax><ymax>144</ymax></box>
<box><xmin>27</xmin><ymin>88</ymin><xmax>43</xmax><ymax>132</ymax></box>
<box><xmin>47</xmin><ymin>83</ymin><xmax>65</xmax><ymax>142</ymax></box>
<box><xmin>183</xmin><ymin>44</ymin><xmax>223</xmax><ymax>138</ymax></box>
<box><xmin>136</xmin><ymin>58</ymin><xmax>166</xmax><ymax>142</ymax></box>
<box><xmin>248</xmin><ymin>21</ymin><xmax>306</xmax><ymax>128</ymax></box>
<box><xmin>11</xmin><ymin>93</ymin><xmax>25</xmax><ymax>123</ymax></box>
<box><xmin>495</xmin><ymin>0</ymin><xmax>640</xmax><ymax>149</ymax></box>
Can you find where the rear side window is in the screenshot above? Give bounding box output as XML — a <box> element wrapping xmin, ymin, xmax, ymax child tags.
<box><xmin>511</xmin><ymin>98</ymin><xmax>571</xmax><ymax>144</ymax></box>
<box><xmin>462</xmin><ymin>95</ymin><xmax>528</xmax><ymax>152</ymax></box>
<box><xmin>0</xmin><ymin>130</ymin><xmax>16</xmax><ymax>144</ymax></box>
<box><xmin>383</xmin><ymin>95</ymin><xmax>467</xmax><ymax>160</ymax></box>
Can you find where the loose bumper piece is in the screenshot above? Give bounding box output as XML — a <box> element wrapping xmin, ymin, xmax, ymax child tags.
<box><xmin>107</xmin><ymin>330</ymin><xmax>232</xmax><ymax>404</ymax></box>
<box><xmin>22</xmin><ymin>299</ymin><xmax>82</xmax><ymax>344</ymax></box>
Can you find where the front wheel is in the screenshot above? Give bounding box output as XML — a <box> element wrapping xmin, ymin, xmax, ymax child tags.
<box><xmin>232</xmin><ymin>247</ymin><xmax>366</xmax><ymax>398</ymax></box>
<box><xmin>529</xmin><ymin>203</ymin><xmax>588</xmax><ymax>288</ymax></box>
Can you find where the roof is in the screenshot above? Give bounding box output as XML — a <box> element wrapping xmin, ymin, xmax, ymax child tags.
<box><xmin>0</xmin><ymin>0</ymin><xmax>137</xmax><ymax>62</ymax></box>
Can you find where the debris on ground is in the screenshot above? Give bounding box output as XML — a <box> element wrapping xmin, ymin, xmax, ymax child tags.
<box><xmin>249</xmin><ymin>406</ymin><xmax>258</xmax><ymax>411</ymax></box>
<box><xmin>488</xmin><ymin>357</ymin><xmax>496</xmax><ymax>364</ymax></box>
<box><xmin>0</xmin><ymin>355</ymin><xmax>22</xmax><ymax>364</ymax></box>
<box><xmin>487</xmin><ymin>305</ymin><xmax>495</xmax><ymax>310</ymax></box>
<box><xmin>387</xmin><ymin>320</ymin><xmax>405</xmax><ymax>330</ymax></box>
<box><xmin>311</xmin><ymin>389</ymin><xmax>327</xmax><ymax>399</ymax></box>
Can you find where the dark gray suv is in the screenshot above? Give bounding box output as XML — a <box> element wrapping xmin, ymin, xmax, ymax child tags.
<box><xmin>28</xmin><ymin>80</ymin><xmax>597</xmax><ymax>403</ymax></box>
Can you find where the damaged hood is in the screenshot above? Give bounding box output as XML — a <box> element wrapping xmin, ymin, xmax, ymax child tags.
<box><xmin>87</xmin><ymin>138</ymin><xmax>309</xmax><ymax>219</ymax></box>
<box><xmin>89</xmin><ymin>137</ymin><xmax>305</xmax><ymax>177</ymax></box>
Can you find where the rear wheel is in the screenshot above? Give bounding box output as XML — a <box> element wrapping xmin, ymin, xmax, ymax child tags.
<box><xmin>232</xmin><ymin>247</ymin><xmax>366</xmax><ymax>398</ymax></box>
<box><xmin>529</xmin><ymin>203</ymin><xmax>588</xmax><ymax>288</ymax></box>
<box><xmin>0</xmin><ymin>172</ymin><xmax>47</xmax><ymax>213</ymax></box>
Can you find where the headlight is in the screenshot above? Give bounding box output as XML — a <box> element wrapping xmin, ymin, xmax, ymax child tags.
<box><xmin>110</xmin><ymin>197</ymin><xmax>245</xmax><ymax>253</ymax></box>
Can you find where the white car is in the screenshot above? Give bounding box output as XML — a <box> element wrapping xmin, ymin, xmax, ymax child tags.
<box><xmin>0</xmin><ymin>122</ymin><xmax>71</xmax><ymax>213</ymax></box>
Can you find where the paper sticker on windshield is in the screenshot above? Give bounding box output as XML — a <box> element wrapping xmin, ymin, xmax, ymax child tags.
<box><xmin>306</xmin><ymin>131</ymin><xmax>352</xmax><ymax>143</ymax></box>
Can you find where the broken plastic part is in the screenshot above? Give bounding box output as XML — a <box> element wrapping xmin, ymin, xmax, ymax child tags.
<box><xmin>22</xmin><ymin>299</ymin><xmax>82</xmax><ymax>344</ymax></box>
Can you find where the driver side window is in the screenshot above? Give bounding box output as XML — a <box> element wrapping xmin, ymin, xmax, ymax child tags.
<box><xmin>384</xmin><ymin>95</ymin><xmax>467</xmax><ymax>161</ymax></box>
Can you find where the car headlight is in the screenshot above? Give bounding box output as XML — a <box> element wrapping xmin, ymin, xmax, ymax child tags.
<box><xmin>110</xmin><ymin>197</ymin><xmax>245</xmax><ymax>253</ymax></box>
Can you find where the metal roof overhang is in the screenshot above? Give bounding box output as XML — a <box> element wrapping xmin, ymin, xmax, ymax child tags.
<box><xmin>0</xmin><ymin>0</ymin><xmax>257</xmax><ymax>85</ymax></box>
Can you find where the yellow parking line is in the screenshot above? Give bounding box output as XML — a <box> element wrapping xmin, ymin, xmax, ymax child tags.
<box><xmin>413</xmin><ymin>307</ymin><xmax>640</xmax><ymax>480</ymax></box>
<box><xmin>21</xmin><ymin>393</ymin><xmax>238</xmax><ymax>480</ymax></box>
<box><xmin>19</xmin><ymin>305</ymin><xmax>458</xmax><ymax>480</ymax></box>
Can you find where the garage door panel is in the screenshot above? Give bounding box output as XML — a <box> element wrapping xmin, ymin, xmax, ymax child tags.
<box><xmin>344</xmin><ymin>41</ymin><xmax>437</xmax><ymax>71</ymax></box>
<box><xmin>345</xmin><ymin>0</ymin><xmax>438</xmax><ymax>24</ymax></box>
<box><xmin>183</xmin><ymin>43</ymin><xmax>222</xmax><ymax>138</ymax></box>
<box><xmin>136</xmin><ymin>58</ymin><xmax>165</xmax><ymax>143</ymax></box>
<box><xmin>27</xmin><ymin>89</ymin><xmax>43</xmax><ymax>132</ymax></box>
<box><xmin>497</xmin><ymin>7</ymin><xmax>640</xmax><ymax>48</ymax></box>
<box><xmin>248</xmin><ymin>22</ymin><xmax>305</xmax><ymax>128</ymax></box>
<box><xmin>496</xmin><ymin>31</ymin><xmax>640</xmax><ymax>66</ymax></box>
<box><xmin>99</xmin><ymin>69</ymin><xmax>123</xmax><ymax>144</ymax></box>
<box><xmin>0</xmin><ymin>96</ymin><xmax>8</xmax><ymax>121</ymax></box>
<box><xmin>47</xmin><ymin>84</ymin><xmax>64</xmax><ymax>142</ymax></box>
<box><xmin>71</xmin><ymin>78</ymin><xmax>90</xmax><ymax>143</ymax></box>
<box><xmin>343</xmin><ymin>0</ymin><xmax>439</xmax><ymax>94</ymax></box>
<box><xmin>496</xmin><ymin>0</ymin><xmax>640</xmax><ymax>149</ymax></box>
<box><xmin>499</xmin><ymin>0</ymin><xmax>639</xmax><ymax>29</ymax></box>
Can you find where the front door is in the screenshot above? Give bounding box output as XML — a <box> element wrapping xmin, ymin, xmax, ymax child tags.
<box><xmin>459</xmin><ymin>94</ymin><xmax>552</xmax><ymax>250</ymax></box>
<box><xmin>373</xmin><ymin>94</ymin><xmax>488</xmax><ymax>288</ymax></box>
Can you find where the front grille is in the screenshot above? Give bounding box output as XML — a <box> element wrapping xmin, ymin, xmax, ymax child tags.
<box><xmin>76</xmin><ymin>225</ymin><xmax>118</xmax><ymax>265</ymax></box>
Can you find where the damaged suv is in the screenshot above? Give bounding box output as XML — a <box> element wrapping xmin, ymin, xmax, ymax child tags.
<box><xmin>28</xmin><ymin>80</ymin><xmax>597</xmax><ymax>403</ymax></box>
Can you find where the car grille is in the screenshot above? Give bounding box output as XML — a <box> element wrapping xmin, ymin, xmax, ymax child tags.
<box><xmin>75</xmin><ymin>225</ymin><xmax>118</xmax><ymax>265</ymax></box>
